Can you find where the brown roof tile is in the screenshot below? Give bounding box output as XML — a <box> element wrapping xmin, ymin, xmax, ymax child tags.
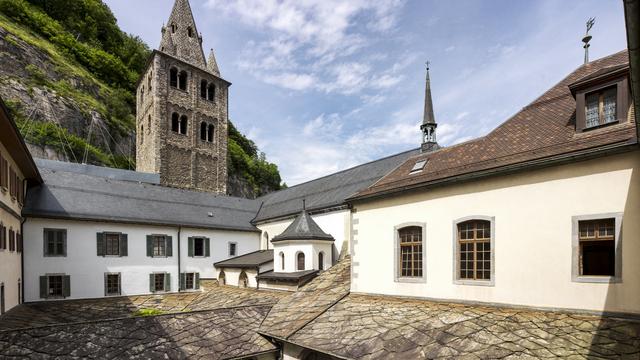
<box><xmin>352</xmin><ymin>51</ymin><xmax>637</xmax><ymax>201</ymax></box>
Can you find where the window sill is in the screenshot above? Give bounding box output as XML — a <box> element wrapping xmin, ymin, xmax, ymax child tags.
<box><xmin>151</xmin><ymin>255</ymin><xmax>169</xmax><ymax>258</ymax></box>
<box><xmin>581</xmin><ymin>120</ymin><xmax>620</xmax><ymax>132</ymax></box>
<box><xmin>44</xmin><ymin>255</ymin><xmax>67</xmax><ymax>258</ymax></box>
<box><xmin>395</xmin><ymin>276</ymin><xmax>426</xmax><ymax>284</ymax></box>
<box><xmin>105</xmin><ymin>293</ymin><xmax>121</xmax><ymax>297</ymax></box>
<box><xmin>454</xmin><ymin>279</ymin><xmax>495</xmax><ymax>287</ymax></box>
<box><xmin>572</xmin><ymin>275</ymin><xmax>621</xmax><ymax>284</ymax></box>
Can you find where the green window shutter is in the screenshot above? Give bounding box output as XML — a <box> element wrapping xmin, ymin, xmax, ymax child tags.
<box><xmin>39</xmin><ymin>276</ymin><xmax>47</xmax><ymax>299</ymax></box>
<box><xmin>96</xmin><ymin>232</ymin><xmax>105</xmax><ymax>256</ymax></box>
<box><xmin>195</xmin><ymin>273</ymin><xmax>200</xmax><ymax>289</ymax></box>
<box><xmin>166</xmin><ymin>236</ymin><xmax>173</xmax><ymax>257</ymax></box>
<box><xmin>104</xmin><ymin>273</ymin><xmax>108</xmax><ymax>296</ymax></box>
<box><xmin>205</xmin><ymin>238</ymin><xmax>210</xmax><ymax>257</ymax></box>
<box><xmin>120</xmin><ymin>234</ymin><xmax>128</xmax><ymax>257</ymax></box>
<box><xmin>180</xmin><ymin>273</ymin><xmax>186</xmax><ymax>291</ymax></box>
<box><xmin>62</xmin><ymin>231</ymin><xmax>67</xmax><ymax>257</ymax></box>
<box><xmin>63</xmin><ymin>275</ymin><xmax>71</xmax><ymax>298</ymax></box>
<box><xmin>165</xmin><ymin>273</ymin><xmax>171</xmax><ymax>292</ymax></box>
<box><xmin>149</xmin><ymin>274</ymin><xmax>155</xmax><ymax>293</ymax></box>
<box><xmin>146</xmin><ymin>235</ymin><xmax>153</xmax><ymax>257</ymax></box>
<box><xmin>188</xmin><ymin>237</ymin><xmax>194</xmax><ymax>257</ymax></box>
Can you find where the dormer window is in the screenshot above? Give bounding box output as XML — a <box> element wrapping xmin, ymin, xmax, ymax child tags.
<box><xmin>585</xmin><ymin>87</ymin><xmax>617</xmax><ymax>128</ymax></box>
<box><xmin>570</xmin><ymin>65</ymin><xmax>630</xmax><ymax>132</ymax></box>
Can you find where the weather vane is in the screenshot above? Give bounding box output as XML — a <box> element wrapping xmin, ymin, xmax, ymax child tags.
<box><xmin>583</xmin><ymin>17</ymin><xmax>595</xmax><ymax>64</ymax></box>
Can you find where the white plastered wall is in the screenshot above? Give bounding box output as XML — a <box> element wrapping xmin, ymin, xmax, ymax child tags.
<box><xmin>352</xmin><ymin>151</ymin><xmax>640</xmax><ymax>314</ymax></box>
<box><xmin>23</xmin><ymin>219</ymin><xmax>260</xmax><ymax>301</ymax></box>
<box><xmin>271</xmin><ymin>241</ymin><xmax>332</xmax><ymax>273</ymax></box>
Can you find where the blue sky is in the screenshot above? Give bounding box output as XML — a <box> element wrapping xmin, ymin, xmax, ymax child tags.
<box><xmin>105</xmin><ymin>0</ymin><xmax>628</xmax><ymax>186</ymax></box>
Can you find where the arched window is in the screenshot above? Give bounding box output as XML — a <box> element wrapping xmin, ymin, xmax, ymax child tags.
<box><xmin>318</xmin><ymin>252</ymin><xmax>324</xmax><ymax>271</ymax></box>
<box><xmin>140</xmin><ymin>86</ymin><xmax>144</xmax><ymax>103</ymax></box>
<box><xmin>178</xmin><ymin>71</ymin><xmax>188</xmax><ymax>91</ymax></box>
<box><xmin>297</xmin><ymin>252</ymin><xmax>305</xmax><ymax>271</ymax></box>
<box><xmin>457</xmin><ymin>219</ymin><xmax>492</xmax><ymax>281</ymax></box>
<box><xmin>171</xmin><ymin>23</ymin><xmax>176</xmax><ymax>33</ymax></box>
<box><xmin>200</xmin><ymin>122</ymin><xmax>207</xmax><ymax>141</ymax></box>
<box><xmin>207</xmin><ymin>124</ymin><xmax>214</xmax><ymax>142</ymax></box>
<box><xmin>187</xmin><ymin>27</ymin><xmax>193</xmax><ymax>37</ymax></box>
<box><xmin>218</xmin><ymin>270</ymin><xmax>226</xmax><ymax>286</ymax></box>
<box><xmin>200</xmin><ymin>80</ymin><xmax>207</xmax><ymax>99</ymax></box>
<box><xmin>264</xmin><ymin>232</ymin><xmax>270</xmax><ymax>249</ymax></box>
<box><xmin>171</xmin><ymin>113</ymin><xmax>179</xmax><ymax>133</ymax></box>
<box><xmin>169</xmin><ymin>67</ymin><xmax>178</xmax><ymax>88</ymax></box>
<box><xmin>148</xmin><ymin>71</ymin><xmax>152</xmax><ymax>91</ymax></box>
<box><xmin>398</xmin><ymin>226</ymin><xmax>423</xmax><ymax>278</ymax></box>
<box><xmin>147</xmin><ymin>114</ymin><xmax>151</xmax><ymax>132</ymax></box>
<box><xmin>238</xmin><ymin>271</ymin><xmax>248</xmax><ymax>288</ymax></box>
<box><xmin>140</xmin><ymin>125</ymin><xmax>144</xmax><ymax>144</ymax></box>
<box><xmin>280</xmin><ymin>252</ymin><xmax>284</xmax><ymax>270</ymax></box>
<box><xmin>179</xmin><ymin>115</ymin><xmax>188</xmax><ymax>135</ymax></box>
<box><xmin>207</xmin><ymin>84</ymin><xmax>215</xmax><ymax>101</ymax></box>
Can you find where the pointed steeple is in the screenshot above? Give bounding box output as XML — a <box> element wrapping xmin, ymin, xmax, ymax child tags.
<box><xmin>159</xmin><ymin>0</ymin><xmax>207</xmax><ymax>68</ymax></box>
<box><xmin>271</xmin><ymin>204</ymin><xmax>334</xmax><ymax>243</ymax></box>
<box><xmin>420</xmin><ymin>62</ymin><xmax>439</xmax><ymax>153</ymax></box>
<box><xmin>207</xmin><ymin>48</ymin><xmax>220</xmax><ymax>77</ymax></box>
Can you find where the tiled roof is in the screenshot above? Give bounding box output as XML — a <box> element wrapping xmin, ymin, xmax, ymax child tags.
<box><xmin>254</xmin><ymin>149</ymin><xmax>419</xmax><ymax>222</ymax></box>
<box><xmin>214</xmin><ymin>250</ymin><xmax>274</xmax><ymax>268</ymax></box>
<box><xmin>258</xmin><ymin>257</ymin><xmax>351</xmax><ymax>339</ymax></box>
<box><xmin>352</xmin><ymin>51</ymin><xmax>637</xmax><ymax>201</ymax></box>
<box><xmin>271</xmin><ymin>209</ymin><xmax>334</xmax><ymax>242</ymax></box>
<box><xmin>23</xmin><ymin>167</ymin><xmax>261</xmax><ymax>232</ymax></box>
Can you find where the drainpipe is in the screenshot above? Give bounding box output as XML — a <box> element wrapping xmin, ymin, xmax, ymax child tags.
<box><xmin>20</xmin><ymin>217</ymin><xmax>26</xmax><ymax>304</ymax></box>
<box><xmin>177</xmin><ymin>226</ymin><xmax>181</xmax><ymax>292</ymax></box>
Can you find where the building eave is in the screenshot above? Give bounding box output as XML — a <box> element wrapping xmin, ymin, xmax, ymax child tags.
<box><xmin>624</xmin><ymin>0</ymin><xmax>640</xmax><ymax>134</ymax></box>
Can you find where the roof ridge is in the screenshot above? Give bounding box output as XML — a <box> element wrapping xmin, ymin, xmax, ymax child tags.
<box><xmin>257</xmin><ymin>148</ymin><xmax>419</xmax><ymax>199</ymax></box>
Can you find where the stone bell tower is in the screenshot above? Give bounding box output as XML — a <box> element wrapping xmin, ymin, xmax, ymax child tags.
<box><xmin>135</xmin><ymin>0</ymin><xmax>228</xmax><ymax>194</ymax></box>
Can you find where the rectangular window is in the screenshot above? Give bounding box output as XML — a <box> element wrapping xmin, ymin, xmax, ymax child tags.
<box><xmin>154</xmin><ymin>273</ymin><xmax>165</xmax><ymax>292</ymax></box>
<box><xmin>9</xmin><ymin>167</ymin><xmax>15</xmax><ymax>199</ymax></box>
<box><xmin>398</xmin><ymin>226</ymin><xmax>423</xmax><ymax>278</ymax></box>
<box><xmin>9</xmin><ymin>229</ymin><xmax>15</xmax><ymax>252</ymax></box>
<box><xmin>194</xmin><ymin>238</ymin><xmax>205</xmax><ymax>257</ymax></box>
<box><xmin>44</xmin><ymin>229</ymin><xmax>66</xmax><ymax>256</ymax></box>
<box><xmin>105</xmin><ymin>273</ymin><xmax>121</xmax><ymax>296</ymax></box>
<box><xmin>185</xmin><ymin>273</ymin><xmax>194</xmax><ymax>289</ymax></box>
<box><xmin>229</xmin><ymin>242</ymin><xmax>237</xmax><ymax>257</ymax></box>
<box><xmin>457</xmin><ymin>219</ymin><xmax>492</xmax><ymax>282</ymax></box>
<box><xmin>105</xmin><ymin>233</ymin><xmax>120</xmax><ymax>256</ymax></box>
<box><xmin>153</xmin><ymin>236</ymin><xmax>167</xmax><ymax>257</ymax></box>
<box><xmin>585</xmin><ymin>86</ymin><xmax>617</xmax><ymax>128</ymax></box>
<box><xmin>0</xmin><ymin>224</ymin><xmax>6</xmax><ymax>250</ymax></box>
<box><xmin>0</xmin><ymin>151</ymin><xmax>6</xmax><ymax>190</ymax></box>
<box><xmin>579</xmin><ymin>219</ymin><xmax>615</xmax><ymax>276</ymax></box>
<box><xmin>48</xmin><ymin>275</ymin><xmax>63</xmax><ymax>297</ymax></box>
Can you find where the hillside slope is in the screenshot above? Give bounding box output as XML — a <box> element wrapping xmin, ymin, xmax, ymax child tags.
<box><xmin>0</xmin><ymin>0</ymin><xmax>283</xmax><ymax>198</ymax></box>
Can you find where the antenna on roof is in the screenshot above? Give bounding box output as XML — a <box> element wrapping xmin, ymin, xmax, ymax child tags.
<box><xmin>582</xmin><ymin>17</ymin><xmax>595</xmax><ymax>64</ymax></box>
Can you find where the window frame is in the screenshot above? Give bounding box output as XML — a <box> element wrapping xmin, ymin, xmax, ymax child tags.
<box><xmin>193</xmin><ymin>237</ymin><xmax>205</xmax><ymax>257</ymax></box>
<box><xmin>296</xmin><ymin>251</ymin><xmax>306</xmax><ymax>271</ymax></box>
<box><xmin>571</xmin><ymin>213</ymin><xmax>623</xmax><ymax>283</ymax></box>
<box><xmin>152</xmin><ymin>272</ymin><xmax>167</xmax><ymax>293</ymax></box>
<box><xmin>43</xmin><ymin>228</ymin><xmax>67</xmax><ymax>257</ymax></box>
<box><xmin>104</xmin><ymin>272</ymin><xmax>121</xmax><ymax>297</ymax></box>
<box><xmin>452</xmin><ymin>216</ymin><xmax>495</xmax><ymax>287</ymax></box>
<box><xmin>574</xmin><ymin>74</ymin><xmax>629</xmax><ymax>132</ymax></box>
<box><xmin>104</xmin><ymin>232</ymin><xmax>121</xmax><ymax>257</ymax></box>
<box><xmin>394</xmin><ymin>222</ymin><xmax>427</xmax><ymax>283</ymax></box>
<box><xmin>44</xmin><ymin>274</ymin><xmax>68</xmax><ymax>299</ymax></box>
<box><xmin>228</xmin><ymin>242</ymin><xmax>237</xmax><ymax>257</ymax></box>
<box><xmin>153</xmin><ymin>235</ymin><xmax>168</xmax><ymax>257</ymax></box>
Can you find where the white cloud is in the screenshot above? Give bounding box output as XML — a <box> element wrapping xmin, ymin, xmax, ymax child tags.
<box><xmin>302</xmin><ymin>113</ymin><xmax>344</xmax><ymax>137</ymax></box>
<box><xmin>261</xmin><ymin>72</ymin><xmax>317</xmax><ymax>90</ymax></box>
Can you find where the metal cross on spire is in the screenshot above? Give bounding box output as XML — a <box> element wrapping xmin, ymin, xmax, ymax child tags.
<box><xmin>583</xmin><ymin>17</ymin><xmax>595</xmax><ymax>64</ymax></box>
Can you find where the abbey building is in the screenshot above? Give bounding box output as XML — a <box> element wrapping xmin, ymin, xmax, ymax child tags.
<box><xmin>0</xmin><ymin>0</ymin><xmax>639</xmax><ymax>359</ymax></box>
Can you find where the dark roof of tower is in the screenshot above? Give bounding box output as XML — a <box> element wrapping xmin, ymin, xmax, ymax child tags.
<box><xmin>214</xmin><ymin>250</ymin><xmax>274</xmax><ymax>268</ymax></box>
<box><xmin>271</xmin><ymin>209</ymin><xmax>334</xmax><ymax>242</ymax></box>
<box><xmin>422</xmin><ymin>65</ymin><xmax>436</xmax><ymax>126</ymax></box>
<box><xmin>159</xmin><ymin>0</ymin><xmax>207</xmax><ymax>68</ymax></box>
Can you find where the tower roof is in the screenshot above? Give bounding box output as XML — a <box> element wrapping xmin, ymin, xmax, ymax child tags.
<box><xmin>422</xmin><ymin>64</ymin><xmax>436</xmax><ymax>126</ymax></box>
<box><xmin>271</xmin><ymin>208</ymin><xmax>334</xmax><ymax>243</ymax></box>
<box><xmin>208</xmin><ymin>48</ymin><xmax>220</xmax><ymax>76</ymax></box>
<box><xmin>159</xmin><ymin>0</ymin><xmax>207</xmax><ymax>68</ymax></box>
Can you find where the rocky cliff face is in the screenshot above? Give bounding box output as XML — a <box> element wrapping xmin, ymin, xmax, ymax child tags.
<box><xmin>0</xmin><ymin>24</ymin><xmax>136</xmax><ymax>167</ymax></box>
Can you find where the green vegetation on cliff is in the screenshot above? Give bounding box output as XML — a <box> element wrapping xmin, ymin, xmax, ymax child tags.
<box><xmin>0</xmin><ymin>0</ymin><xmax>283</xmax><ymax>196</ymax></box>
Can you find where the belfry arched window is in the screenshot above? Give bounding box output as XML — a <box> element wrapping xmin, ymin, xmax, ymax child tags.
<box><xmin>169</xmin><ymin>67</ymin><xmax>178</xmax><ymax>88</ymax></box>
<box><xmin>179</xmin><ymin>115</ymin><xmax>188</xmax><ymax>135</ymax></box>
<box><xmin>207</xmin><ymin>84</ymin><xmax>215</xmax><ymax>101</ymax></box>
<box><xmin>178</xmin><ymin>71</ymin><xmax>188</xmax><ymax>91</ymax></box>
<box><xmin>207</xmin><ymin>124</ymin><xmax>214</xmax><ymax>142</ymax></box>
<box><xmin>171</xmin><ymin>23</ymin><xmax>176</xmax><ymax>33</ymax></box>
<box><xmin>187</xmin><ymin>27</ymin><xmax>193</xmax><ymax>38</ymax></box>
<box><xmin>171</xmin><ymin>113</ymin><xmax>180</xmax><ymax>133</ymax></box>
<box><xmin>200</xmin><ymin>122</ymin><xmax>207</xmax><ymax>141</ymax></box>
<box><xmin>200</xmin><ymin>80</ymin><xmax>207</xmax><ymax>99</ymax></box>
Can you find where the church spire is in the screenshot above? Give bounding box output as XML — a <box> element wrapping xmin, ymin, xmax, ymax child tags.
<box><xmin>159</xmin><ymin>0</ymin><xmax>207</xmax><ymax>68</ymax></box>
<box><xmin>207</xmin><ymin>48</ymin><xmax>220</xmax><ymax>77</ymax></box>
<box><xmin>420</xmin><ymin>62</ymin><xmax>439</xmax><ymax>152</ymax></box>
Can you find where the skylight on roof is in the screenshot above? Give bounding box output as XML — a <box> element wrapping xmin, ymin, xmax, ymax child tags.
<box><xmin>409</xmin><ymin>160</ymin><xmax>427</xmax><ymax>174</ymax></box>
